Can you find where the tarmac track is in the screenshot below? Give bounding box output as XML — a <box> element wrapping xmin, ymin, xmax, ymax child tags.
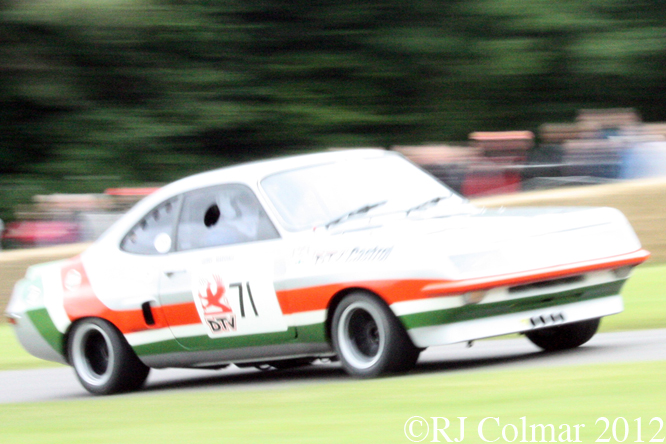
<box><xmin>1</xmin><ymin>328</ymin><xmax>665</xmax><ymax>404</ymax></box>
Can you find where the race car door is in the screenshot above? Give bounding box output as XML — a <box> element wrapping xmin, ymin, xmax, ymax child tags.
<box><xmin>157</xmin><ymin>183</ymin><xmax>294</xmax><ymax>350</ymax></box>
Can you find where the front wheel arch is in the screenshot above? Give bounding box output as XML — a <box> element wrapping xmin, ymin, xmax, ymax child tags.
<box><xmin>329</xmin><ymin>290</ymin><xmax>419</xmax><ymax>377</ymax></box>
<box><xmin>325</xmin><ymin>287</ymin><xmax>366</xmax><ymax>344</ymax></box>
<box><xmin>325</xmin><ymin>287</ymin><xmax>414</xmax><ymax>345</ymax></box>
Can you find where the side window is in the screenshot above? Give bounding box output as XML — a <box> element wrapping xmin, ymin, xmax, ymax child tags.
<box><xmin>121</xmin><ymin>197</ymin><xmax>179</xmax><ymax>255</ymax></box>
<box><xmin>177</xmin><ymin>184</ymin><xmax>279</xmax><ymax>251</ymax></box>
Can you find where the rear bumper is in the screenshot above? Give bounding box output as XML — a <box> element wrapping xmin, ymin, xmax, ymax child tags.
<box><xmin>8</xmin><ymin>311</ymin><xmax>68</xmax><ymax>365</ymax></box>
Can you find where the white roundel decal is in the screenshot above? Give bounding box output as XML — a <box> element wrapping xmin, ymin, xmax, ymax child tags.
<box><xmin>154</xmin><ymin>233</ymin><xmax>172</xmax><ymax>254</ymax></box>
<box><xmin>64</xmin><ymin>269</ymin><xmax>82</xmax><ymax>290</ymax></box>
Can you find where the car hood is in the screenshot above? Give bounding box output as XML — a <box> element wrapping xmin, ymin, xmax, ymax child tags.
<box><xmin>313</xmin><ymin>206</ymin><xmax>642</xmax><ymax>280</ymax></box>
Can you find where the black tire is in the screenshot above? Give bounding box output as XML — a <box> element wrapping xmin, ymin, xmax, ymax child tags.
<box><xmin>68</xmin><ymin>318</ymin><xmax>150</xmax><ymax>395</ymax></box>
<box><xmin>331</xmin><ymin>292</ymin><xmax>420</xmax><ymax>377</ymax></box>
<box><xmin>525</xmin><ymin>318</ymin><xmax>601</xmax><ymax>351</ymax></box>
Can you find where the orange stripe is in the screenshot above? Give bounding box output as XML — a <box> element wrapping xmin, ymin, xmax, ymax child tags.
<box><xmin>421</xmin><ymin>249</ymin><xmax>650</xmax><ymax>296</ymax></box>
<box><xmin>61</xmin><ymin>249</ymin><xmax>649</xmax><ymax>332</ymax></box>
<box><xmin>62</xmin><ymin>256</ymin><xmax>169</xmax><ymax>334</ymax></box>
<box><xmin>276</xmin><ymin>279</ymin><xmax>440</xmax><ymax>315</ymax></box>
<box><xmin>277</xmin><ymin>249</ymin><xmax>650</xmax><ymax>314</ymax></box>
<box><xmin>161</xmin><ymin>302</ymin><xmax>200</xmax><ymax>326</ymax></box>
<box><xmin>61</xmin><ymin>257</ymin><xmax>202</xmax><ymax>333</ymax></box>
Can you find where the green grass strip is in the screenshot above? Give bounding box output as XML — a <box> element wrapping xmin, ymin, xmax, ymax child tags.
<box><xmin>0</xmin><ymin>360</ymin><xmax>664</xmax><ymax>443</ymax></box>
<box><xmin>600</xmin><ymin>262</ymin><xmax>666</xmax><ymax>332</ymax></box>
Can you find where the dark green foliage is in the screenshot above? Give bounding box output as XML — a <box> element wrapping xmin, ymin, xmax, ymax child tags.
<box><xmin>1</xmin><ymin>0</ymin><xmax>666</xmax><ymax>220</ymax></box>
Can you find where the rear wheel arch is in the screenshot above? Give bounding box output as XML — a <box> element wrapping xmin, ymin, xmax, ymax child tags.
<box><xmin>63</xmin><ymin>317</ymin><xmax>88</xmax><ymax>365</ymax></box>
<box><xmin>62</xmin><ymin>317</ymin><xmax>107</xmax><ymax>365</ymax></box>
<box><xmin>65</xmin><ymin>316</ymin><xmax>150</xmax><ymax>395</ymax></box>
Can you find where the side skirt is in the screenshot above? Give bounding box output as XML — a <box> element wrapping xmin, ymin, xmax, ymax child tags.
<box><xmin>140</xmin><ymin>342</ymin><xmax>334</xmax><ymax>369</ymax></box>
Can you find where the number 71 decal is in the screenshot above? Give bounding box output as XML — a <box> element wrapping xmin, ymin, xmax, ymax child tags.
<box><xmin>228</xmin><ymin>282</ymin><xmax>259</xmax><ymax>317</ymax></box>
<box><xmin>193</xmin><ymin>271</ymin><xmax>288</xmax><ymax>338</ymax></box>
<box><xmin>195</xmin><ymin>274</ymin><xmax>259</xmax><ymax>336</ymax></box>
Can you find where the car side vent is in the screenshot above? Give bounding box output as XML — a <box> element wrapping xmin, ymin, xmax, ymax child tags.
<box><xmin>141</xmin><ymin>301</ymin><xmax>156</xmax><ymax>326</ymax></box>
<box><xmin>509</xmin><ymin>275</ymin><xmax>584</xmax><ymax>294</ymax></box>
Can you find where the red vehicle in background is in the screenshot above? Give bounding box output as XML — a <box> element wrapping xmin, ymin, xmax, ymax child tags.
<box><xmin>1</xmin><ymin>188</ymin><xmax>158</xmax><ymax>249</ymax></box>
<box><xmin>2</xmin><ymin>220</ymin><xmax>80</xmax><ymax>248</ymax></box>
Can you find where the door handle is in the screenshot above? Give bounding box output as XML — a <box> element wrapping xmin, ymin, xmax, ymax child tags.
<box><xmin>164</xmin><ymin>270</ymin><xmax>186</xmax><ymax>278</ymax></box>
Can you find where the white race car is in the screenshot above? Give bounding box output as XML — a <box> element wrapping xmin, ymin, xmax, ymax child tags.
<box><xmin>5</xmin><ymin>149</ymin><xmax>649</xmax><ymax>394</ymax></box>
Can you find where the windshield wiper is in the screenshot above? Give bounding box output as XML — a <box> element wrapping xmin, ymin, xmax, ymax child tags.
<box><xmin>324</xmin><ymin>200</ymin><xmax>388</xmax><ymax>229</ymax></box>
<box><xmin>405</xmin><ymin>195</ymin><xmax>451</xmax><ymax>215</ymax></box>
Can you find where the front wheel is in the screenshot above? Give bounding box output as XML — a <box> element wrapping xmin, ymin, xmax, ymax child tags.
<box><xmin>331</xmin><ymin>292</ymin><xmax>419</xmax><ymax>377</ymax></box>
<box><xmin>525</xmin><ymin>318</ymin><xmax>600</xmax><ymax>351</ymax></box>
<box><xmin>68</xmin><ymin>318</ymin><xmax>150</xmax><ymax>395</ymax></box>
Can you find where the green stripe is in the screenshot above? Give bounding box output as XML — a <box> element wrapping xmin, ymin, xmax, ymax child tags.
<box><xmin>26</xmin><ymin>308</ymin><xmax>65</xmax><ymax>355</ymax></box>
<box><xmin>134</xmin><ymin>323</ymin><xmax>329</xmax><ymax>357</ymax></box>
<box><xmin>295</xmin><ymin>323</ymin><xmax>327</xmax><ymax>343</ymax></box>
<box><xmin>133</xmin><ymin>338</ymin><xmax>186</xmax><ymax>356</ymax></box>
<box><xmin>134</xmin><ymin>327</ymin><xmax>296</xmax><ymax>356</ymax></box>
<box><xmin>400</xmin><ymin>280</ymin><xmax>625</xmax><ymax>330</ymax></box>
<box><xmin>20</xmin><ymin>273</ymin><xmax>65</xmax><ymax>357</ymax></box>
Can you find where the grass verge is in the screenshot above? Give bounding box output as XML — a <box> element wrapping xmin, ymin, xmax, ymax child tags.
<box><xmin>0</xmin><ymin>360</ymin><xmax>665</xmax><ymax>443</ymax></box>
<box><xmin>601</xmin><ymin>262</ymin><xmax>666</xmax><ymax>332</ymax></box>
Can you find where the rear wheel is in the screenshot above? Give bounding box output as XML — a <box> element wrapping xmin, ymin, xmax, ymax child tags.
<box><xmin>68</xmin><ymin>318</ymin><xmax>150</xmax><ymax>395</ymax></box>
<box><xmin>331</xmin><ymin>292</ymin><xmax>419</xmax><ymax>377</ymax></box>
<box><xmin>525</xmin><ymin>318</ymin><xmax>600</xmax><ymax>351</ymax></box>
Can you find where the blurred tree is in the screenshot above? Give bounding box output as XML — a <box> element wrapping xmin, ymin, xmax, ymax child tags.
<box><xmin>1</xmin><ymin>0</ymin><xmax>666</xmax><ymax>221</ymax></box>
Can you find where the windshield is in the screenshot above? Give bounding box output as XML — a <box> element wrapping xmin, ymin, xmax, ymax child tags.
<box><xmin>260</xmin><ymin>154</ymin><xmax>465</xmax><ymax>231</ymax></box>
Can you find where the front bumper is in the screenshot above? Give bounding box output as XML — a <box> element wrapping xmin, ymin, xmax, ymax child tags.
<box><xmin>405</xmin><ymin>294</ymin><xmax>622</xmax><ymax>348</ymax></box>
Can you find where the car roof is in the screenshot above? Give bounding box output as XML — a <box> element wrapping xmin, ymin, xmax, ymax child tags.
<box><xmin>160</xmin><ymin>148</ymin><xmax>390</xmax><ymax>197</ymax></box>
<box><xmin>97</xmin><ymin>148</ymin><xmax>393</xmax><ymax>243</ymax></box>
